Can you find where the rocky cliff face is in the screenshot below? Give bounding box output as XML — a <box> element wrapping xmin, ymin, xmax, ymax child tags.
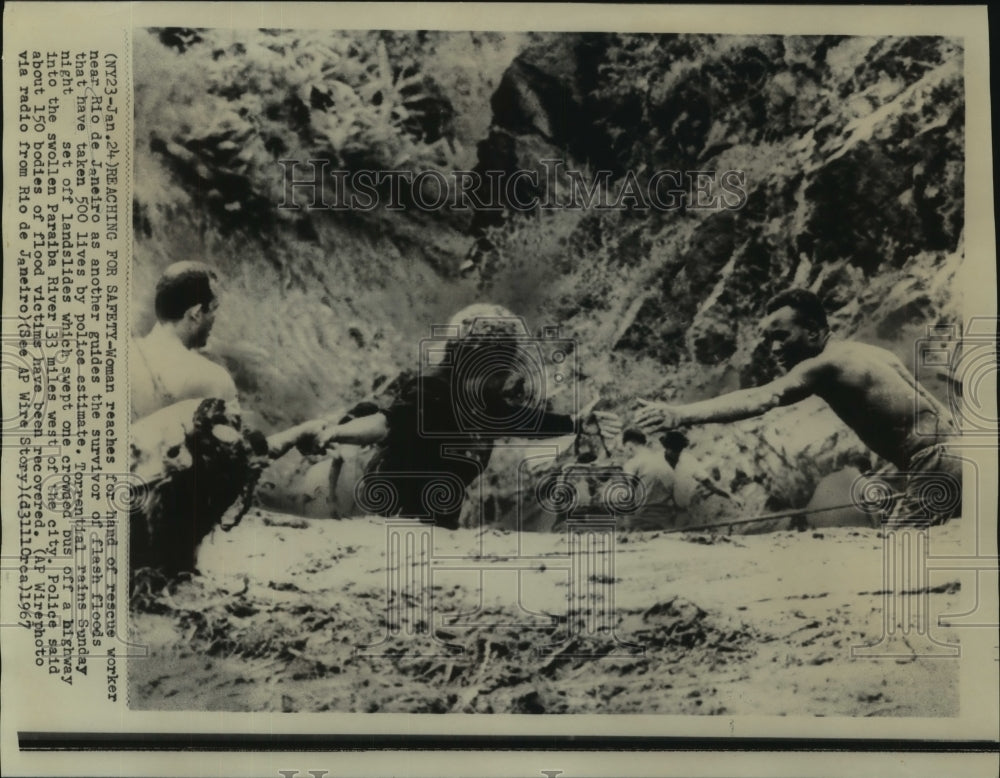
<box><xmin>132</xmin><ymin>29</ymin><xmax>526</xmax><ymax>426</ymax></box>
<box><xmin>472</xmin><ymin>34</ymin><xmax>963</xmax><ymax>386</ymax></box>
<box><xmin>134</xmin><ymin>31</ymin><xmax>964</xmax><ymax>529</ymax></box>
<box><xmin>462</xmin><ymin>33</ymin><xmax>963</xmax><ymax>528</ymax></box>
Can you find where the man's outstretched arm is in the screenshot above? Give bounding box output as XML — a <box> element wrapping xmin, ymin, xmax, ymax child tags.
<box><xmin>267</xmin><ymin>412</ymin><xmax>391</xmax><ymax>459</ymax></box>
<box><xmin>266</xmin><ymin>419</ymin><xmax>328</xmax><ymax>459</ymax></box>
<box><xmin>321</xmin><ymin>412</ymin><xmax>390</xmax><ymax>447</ymax></box>
<box><xmin>635</xmin><ymin>359</ymin><xmax>826</xmax><ymax>435</ymax></box>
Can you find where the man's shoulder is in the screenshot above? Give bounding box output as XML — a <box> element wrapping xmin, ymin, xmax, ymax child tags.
<box><xmin>131</xmin><ymin>334</ymin><xmax>158</xmax><ymax>363</ymax></box>
<box><xmin>785</xmin><ymin>341</ymin><xmax>860</xmax><ymax>379</ymax></box>
<box><xmin>823</xmin><ymin>338</ymin><xmax>897</xmax><ymax>362</ymax></box>
<box><xmin>194</xmin><ymin>350</ymin><xmax>226</xmax><ymax>367</ymax></box>
<box><xmin>188</xmin><ymin>349</ymin><xmax>230</xmax><ymax>374</ymax></box>
<box><xmin>187</xmin><ymin>352</ymin><xmax>237</xmax><ymax>396</ymax></box>
<box><xmin>811</xmin><ymin>340</ymin><xmax>909</xmax><ymax>379</ymax></box>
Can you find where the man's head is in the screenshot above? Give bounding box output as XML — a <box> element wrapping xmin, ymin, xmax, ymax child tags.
<box><xmin>660</xmin><ymin>430</ymin><xmax>689</xmax><ymax>468</ymax></box>
<box><xmin>622</xmin><ymin>427</ymin><xmax>647</xmax><ymax>458</ymax></box>
<box><xmin>762</xmin><ymin>288</ymin><xmax>830</xmax><ymax>371</ymax></box>
<box><xmin>154</xmin><ymin>261</ymin><xmax>221</xmax><ymax>349</ymax></box>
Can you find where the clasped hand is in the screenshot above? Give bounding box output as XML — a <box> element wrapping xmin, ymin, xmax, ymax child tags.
<box><xmin>633</xmin><ymin>399</ymin><xmax>684</xmax><ymax>435</ymax></box>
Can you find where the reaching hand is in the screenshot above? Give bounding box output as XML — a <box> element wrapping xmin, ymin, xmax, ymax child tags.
<box><xmin>317</xmin><ymin>422</ymin><xmax>342</xmax><ymax>451</ymax></box>
<box><xmin>634</xmin><ymin>399</ymin><xmax>684</xmax><ymax>436</ymax></box>
<box><xmin>577</xmin><ymin>397</ymin><xmax>601</xmax><ymax>421</ymax></box>
<box><xmin>575</xmin><ymin>398</ymin><xmax>622</xmax><ymax>446</ymax></box>
<box><xmin>293</xmin><ymin>419</ymin><xmax>330</xmax><ymax>456</ymax></box>
<box><xmin>591</xmin><ymin>410</ymin><xmax>623</xmax><ymax>444</ymax></box>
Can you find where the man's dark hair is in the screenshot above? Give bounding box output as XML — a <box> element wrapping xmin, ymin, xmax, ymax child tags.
<box><xmin>660</xmin><ymin>430</ymin><xmax>689</xmax><ymax>452</ymax></box>
<box><xmin>622</xmin><ymin>428</ymin><xmax>647</xmax><ymax>446</ymax></box>
<box><xmin>765</xmin><ymin>288</ymin><xmax>828</xmax><ymax>332</ymax></box>
<box><xmin>154</xmin><ymin>263</ymin><xmax>218</xmax><ymax>322</ymax></box>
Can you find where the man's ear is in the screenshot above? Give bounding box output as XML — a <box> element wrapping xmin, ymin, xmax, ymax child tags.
<box><xmin>808</xmin><ymin>327</ymin><xmax>826</xmax><ymax>347</ymax></box>
<box><xmin>184</xmin><ymin>303</ymin><xmax>203</xmax><ymax>322</ymax></box>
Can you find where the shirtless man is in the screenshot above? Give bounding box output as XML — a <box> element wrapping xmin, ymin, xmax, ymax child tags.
<box><xmin>634</xmin><ymin>289</ymin><xmax>961</xmax><ymax>525</ymax></box>
<box><xmin>131</xmin><ymin>261</ymin><xmax>238</xmax><ymax>421</ymax></box>
<box><xmin>131</xmin><ymin>261</ymin><xmax>323</xmax><ymax>460</ymax></box>
<box><xmin>128</xmin><ymin>263</ymin><xmax>330</xmax><ymax>574</ymax></box>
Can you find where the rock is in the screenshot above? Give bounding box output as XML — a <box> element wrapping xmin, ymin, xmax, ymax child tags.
<box><xmin>802</xmin><ymin>468</ymin><xmax>876</xmax><ymax>529</ymax></box>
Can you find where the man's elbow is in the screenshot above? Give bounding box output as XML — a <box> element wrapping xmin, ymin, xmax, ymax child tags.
<box><xmin>213</xmin><ymin>384</ymin><xmax>239</xmax><ymax>407</ymax></box>
<box><xmin>198</xmin><ymin>375</ymin><xmax>238</xmax><ymax>406</ymax></box>
<box><xmin>728</xmin><ymin>389</ymin><xmax>781</xmax><ymax>419</ymax></box>
<box><xmin>371</xmin><ymin>414</ymin><xmax>390</xmax><ymax>441</ymax></box>
<box><xmin>764</xmin><ymin>391</ymin><xmax>786</xmax><ymax>411</ymax></box>
<box><xmin>212</xmin><ymin>368</ymin><xmax>239</xmax><ymax>404</ymax></box>
<box><xmin>770</xmin><ymin>381</ymin><xmax>813</xmax><ymax>409</ymax></box>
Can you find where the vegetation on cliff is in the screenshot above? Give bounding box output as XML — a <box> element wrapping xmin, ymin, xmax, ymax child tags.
<box><xmin>133</xmin><ymin>30</ymin><xmax>964</xmax><ymax>527</ymax></box>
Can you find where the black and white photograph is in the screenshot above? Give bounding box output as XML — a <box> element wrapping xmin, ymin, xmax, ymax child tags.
<box><xmin>127</xmin><ymin>22</ymin><xmax>980</xmax><ymax>716</ymax></box>
<box><xmin>1</xmin><ymin>3</ymin><xmax>997</xmax><ymax>776</ymax></box>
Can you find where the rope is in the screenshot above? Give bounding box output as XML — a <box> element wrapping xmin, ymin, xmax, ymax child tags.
<box><xmin>659</xmin><ymin>492</ymin><xmax>905</xmax><ymax>535</ymax></box>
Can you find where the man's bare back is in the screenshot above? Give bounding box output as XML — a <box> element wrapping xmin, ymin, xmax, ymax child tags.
<box><xmin>131</xmin><ymin>327</ymin><xmax>238</xmax><ymax>421</ymax></box>
<box><xmin>777</xmin><ymin>340</ymin><xmax>956</xmax><ymax>468</ymax></box>
<box><xmin>634</xmin><ymin>291</ymin><xmax>958</xmax><ymax>472</ymax></box>
<box><xmin>130</xmin><ymin>262</ymin><xmax>238</xmax><ymax>422</ymax></box>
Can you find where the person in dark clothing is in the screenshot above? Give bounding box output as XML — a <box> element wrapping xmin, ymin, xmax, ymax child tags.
<box><xmin>318</xmin><ymin>304</ymin><xmax>605</xmax><ymax>529</ymax></box>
